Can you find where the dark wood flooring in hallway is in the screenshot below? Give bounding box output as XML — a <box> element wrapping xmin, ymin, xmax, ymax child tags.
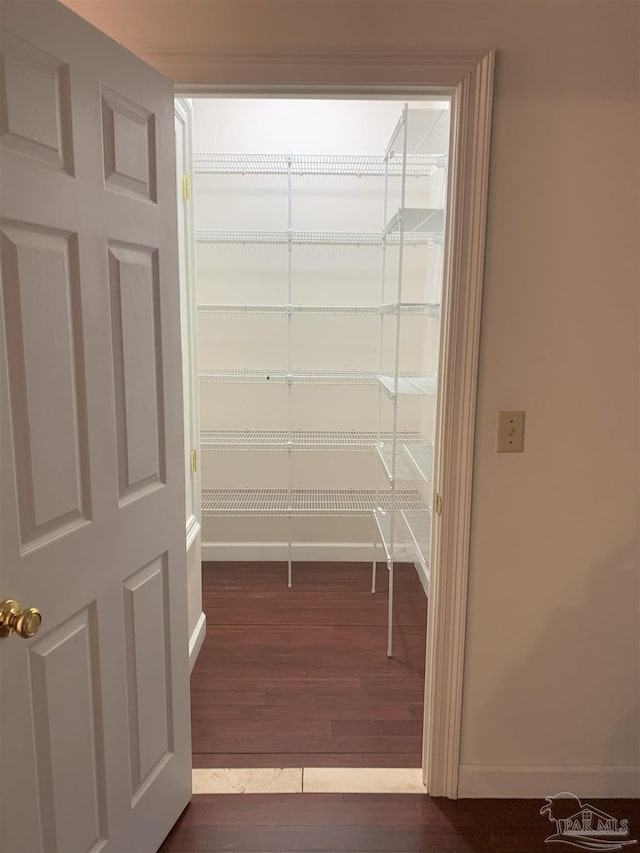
<box><xmin>162</xmin><ymin>561</ymin><xmax>640</xmax><ymax>852</ymax></box>
<box><xmin>160</xmin><ymin>793</ymin><xmax>640</xmax><ymax>852</ymax></box>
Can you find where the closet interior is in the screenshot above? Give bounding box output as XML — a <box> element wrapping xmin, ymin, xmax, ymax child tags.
<box><xmin>191</xmin><ymin>98</ymin><xmax>450</xmax><ymax>655</ymax></box>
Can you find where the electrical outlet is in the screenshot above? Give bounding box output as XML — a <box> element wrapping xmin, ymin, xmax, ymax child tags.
<box><xmin>497</xmin><ymin>410</ymin><xmax>525</xmax><ymax>453</ymax></box>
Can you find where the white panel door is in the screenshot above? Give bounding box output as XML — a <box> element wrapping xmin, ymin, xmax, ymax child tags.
<box><xmin>0</xmin><ymin>3</ymin><xmax>191</xmax><ymax>852</ymax></box>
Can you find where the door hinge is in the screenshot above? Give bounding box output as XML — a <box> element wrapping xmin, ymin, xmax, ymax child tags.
<box><xmin>182</xmin><ymin>174</ymin><xmax>191</xmax><ymax>201</ymax></box>
<box><xmin>190</xmin><ymin>449</ymin><xmax>197</xmax><ymax>473</ymax></box>
<box><xmin>434</xmin><ymin>492</ymin><xmax>442</xmax><ymax>516</ymax></box>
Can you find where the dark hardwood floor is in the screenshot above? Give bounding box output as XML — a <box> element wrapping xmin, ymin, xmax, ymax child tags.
<box><xmin>169</xmin><ymin>562</ymin><xmax>640</xmax><ymax>853</ymax></box>
<box><xmin>192</xmin><ymin>561</ymin><xmax>427</xmax><ymax>767</ymax></box>
<box><xmin>160</xmin><ymin>793</ymin><xmax>640</xmax><ymax>852</ymax></box>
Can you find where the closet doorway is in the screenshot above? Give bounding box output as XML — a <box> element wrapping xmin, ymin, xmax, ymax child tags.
<box><xmin>174</xmin><ymin>59</ymin><xmax>494</xmax><ymax>794</ymax></box>
<box><xmin>179</xmin><ymin>95</ymin><xmax>447</xmax><ymax>777</ymax></box>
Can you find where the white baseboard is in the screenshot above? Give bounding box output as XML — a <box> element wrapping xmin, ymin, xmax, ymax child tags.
<box><xmin>457</xmin><ymin>763</ymin><xmax>640</xmax><ymax>798</ymax></box>
<box><xmin>414</xmin><ymin>560</ymin><xmax>430</xmax><ymax>597</ymax></box>
<box><xmin>201</xmin><ymin>541</ymin><xmax>377</xmax><ymax>562</ymax></box>
<box><xmin>188</xmin><ymin>611</ymin><xmax>206</xmax><ymax>672</ymax></box>
<box><xmin>186</xmin><ymin>516</ymin><xmax>200</xmax><ymax>551</ymax></box>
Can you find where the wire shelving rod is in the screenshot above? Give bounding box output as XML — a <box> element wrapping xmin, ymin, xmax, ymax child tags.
<box><xmin>286</xmin><ymin>152</ymin><xmax>293</xmax><ymax>588</ymax></box>
<box><xmin>388</xmin><ymin>103</ymin><xmax>410</xmax><ymax>658</ymax></box>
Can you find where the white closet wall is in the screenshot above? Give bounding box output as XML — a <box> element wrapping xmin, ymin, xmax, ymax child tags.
<box><xmin>193</xmin><ymin>98</ymin><xmax>449</xmax><ymax>563</ymax></box>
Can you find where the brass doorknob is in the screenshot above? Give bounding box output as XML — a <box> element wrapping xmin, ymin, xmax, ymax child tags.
<box><xmin>0</xmin><ymin>599</ymin><xmax>42</xmax><ymax>639</ymax></box>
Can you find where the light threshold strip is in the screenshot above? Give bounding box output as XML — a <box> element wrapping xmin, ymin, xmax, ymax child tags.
<box><xmin>192</xmin><ymin>767</ymin><xmax>426</xmax><ymax>795</ymax></box>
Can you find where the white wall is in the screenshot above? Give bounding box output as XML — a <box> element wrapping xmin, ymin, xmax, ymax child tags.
<box><xmin>62</xmin><ymin>0</ymin><xmax>640</xmax><ymax>796</ymax></box>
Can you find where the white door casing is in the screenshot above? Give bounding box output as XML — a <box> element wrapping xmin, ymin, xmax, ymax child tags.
<box><xmin>0</xmin><ymin>3</ymin><xmax>191</xmax><ymax>851</ymax></box>
<box><xmin>177</xmin><ymin>52</ymin><xmax>494</xmax><ymax>797</ymax></box>
<box><xmin>174</xmin><ymin>97</ymin><xmax>204</xmax><ymax>668</ymax></box>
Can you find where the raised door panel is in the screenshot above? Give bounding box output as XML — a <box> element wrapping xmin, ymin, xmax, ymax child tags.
<box><xmin>29</xmin><ymin>608</ymin><xmax>107</xmax><ymax>853</ymax></box>
<box><xmin>107</xmin><ymin>242</ymin><xmax>166</xmax><ymax>504</ymax></box>
<box><xmin>101</xmin><ymin>86</ymin><xmax>156</xmax><ymax>202</ymax></box>
<box><xmin>123</xmin><ymin>555</ymin><xmax>173</xmax><ymax>804</ymax></box>
<box><xmin>0</xmin><ymin>27</ymin><xmax>74</xmax><ymax>174</ymax></box>
<box><xmin>0</xmin><ymin>223</ymin><xmax>91</xmax><ymax>551</ymax></box>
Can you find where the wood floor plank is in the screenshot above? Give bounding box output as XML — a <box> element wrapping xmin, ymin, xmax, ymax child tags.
<box><xmin>203</xmin><ymin>626</ymin><xmax>334</xmax><ymax>646</ymax></box>
<box><xmin>191</xmin><ymin>752</ymin><xmax>422</xmax><ymax>768</ymax></box>
<box><xmin>191</xmin><ymin>691</ymin><xmax>266</xmax><ymax>706</ymax></box>
<box><xmin>203</xmin><ymin>612</ymin><xmax>422</xmax><ymax>627</ymax></box>
<box><xmin>161</xmin><ymin>823</ymin><xmax>468</xmax><ymax>852</ymax></box>
<box><xmin>191</xmin><ymin>719</ymin><xmax>332</xmax><ymax>737</ymax></box>
<box><xmin>207</xmin><ymin>734</ymin><xmax>423</xmax><ymax>755</ymax></box>
<box><xmin>167</xmin><ymin>797</ymin><xmax>422</xmax><ymax>827</ymax></box>
<box><xmin>264</xmin><ymin>691</ymin><xmax>425</xmax><ymax>707</ymax></box>
<box><xmin>331</xmin><ymin>719</ymin><xmax>423</xmax><ymax>736</ymax></box>
<box><xmin>191</xmin><ymin>678</ymin><xmax>362</xmax><ymax>691</ymax></box>
<box><xmin>190</xmin><ymin>736</ymin><xmax>214</xmax><ymax>753</ymax></box>
<box><xmin>191</xmin><ymin>705</ymin><xmax>411</xmax><ymax>722</ymax></box>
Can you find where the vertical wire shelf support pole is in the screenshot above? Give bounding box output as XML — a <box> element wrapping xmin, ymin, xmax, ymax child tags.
<box><xmin>387</xmin><ymin>104</ymin><xmax>410</xmax><ymax>658</ymax></box>
<box><xmin>286</xmin><ymin>152</ymin><xmax>293</xmax><ymax>588</ymax></box>
<box><xmin>371</xmin><ymin>540</ymin><xmax>377</xmax><ymax>594</ymax></box>
<box><xmin>374</xmin><ymin>144</ymin><xmax>391</xmax><ymax>598</ymax></box>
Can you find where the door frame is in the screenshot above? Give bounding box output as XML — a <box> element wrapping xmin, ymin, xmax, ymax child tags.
<box><xmin>174</xmin><ymin>98</ymin><xmax>206</xmax><ymax>671</ymax></box>
<box><xmin>173</xmin><ymin>48</ymin><xmax>494</xmax><ymax>798</ymax></box>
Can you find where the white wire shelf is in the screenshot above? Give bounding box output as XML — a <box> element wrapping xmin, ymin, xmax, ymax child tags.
<box><xmin>374</xmin><ymin>508</ymin><xmax>431</xmax><ymax>569</ymax></box>
<box><xmin>198</xmin><ymin>303</ymin><xmax>441</xmax><ymax>317</ymax></box>
<box><xmin>200</xmin><ymin>369</ymin><xmax>431</xmax><ymax>386</ymax></box>
<box><xmin>385</xmin><ymin>108</ymin><xmax>450</xmax><ymax>160</ymax></box>
<box><xmin>376</xmin><ymin>442</ymin><xmax>433</xmax><ymax>482</ymax></box>
<box><xmin>383</xmin><ymin>208</ymin><xmax>445</xmax><ymax>237</ymax></box>
<box><xmin>380</xmin><ymin>302</ymin><xmax>441</xmax><ymax>318</ymax></box>
<box><xmin>193</xmin><ymin>152</ymin><xmax>447</xmax><ymax>177</ymax></box>
<box><xmin>402</xmin><ymin>443</ymin><xmax>433</xmax><ymax>482</ymax></box>
<box><xmin>202</xmin><ymin>487</ymin><xmax>427</xmax><ymax>518</ymax></box>
<box><xmin>201</xmin><ymin>429</ymin><xmax>424</xmax><ymax>451</ymax></box>
<box><xmin>200</xmin><ymin>368</ymin><xmax>376</xmax><ymax>384</ymax></box>
<box><xmin>198</xmin><ymin>304</ymin><xmax>380</xmax><ymax>316</ymax></box>
<box><xmin>378</xmin><ymin>375</ymin><xmax>437</xmax><ymax>398</ymax></box>
<box><xmin>195</xmin><ymin>229</ymin><xmax>441</xmax><ymax>246</ymax></box>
